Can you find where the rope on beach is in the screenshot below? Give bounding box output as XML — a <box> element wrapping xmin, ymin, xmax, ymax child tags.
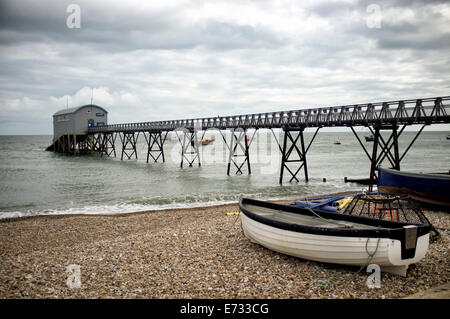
<box><xmin>228</xmin><ymin>212</ymin><xmax>244</xmax><ymax>245</ymax></box>
<box><xmin>315</xmin><ymin>237</ymin><xmax>381</xmax><ymax>286</ymax></box>
<box><xmin>229</xmin><ymin>212</ymin><xmax>241</xmax><ymax>230</ymax></box>
<box><xmin>226</xmin><ymin>211</ymin><xmax>242</xmax><ymax>238</ymax></box>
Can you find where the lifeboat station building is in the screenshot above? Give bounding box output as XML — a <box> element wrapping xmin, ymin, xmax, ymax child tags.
<box><xmin>48</xmin><ymin>104</ymin><xmax>108</xmax><ymax>154</ymax></box>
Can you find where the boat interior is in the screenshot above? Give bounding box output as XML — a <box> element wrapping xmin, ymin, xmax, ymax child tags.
<box><xmin>242</xmin><ymin>202</ymin><xmax>379</xmax><ymax>230</ymax></box>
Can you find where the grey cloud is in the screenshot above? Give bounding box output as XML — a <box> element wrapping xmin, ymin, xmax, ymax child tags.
<box><xmin>377</xmin><ymin>33</ymin><xmax>450</xmax><ymax>50</ymax></box>
<box><xmin>0</xmin><ymin>0</ymin><xmax>285</xmax><ymax>52</ymax></box>
<box><xmin>0</xmin><ymin>0</ymin><xmax>449</xmax><ymax>134</ymax></box>
<box><xmin>332</xmin><ymin>2</ymin><xmax>450</xmax><ymax>52</ymax></box>
<box><xmin>390</xmin><ymin>0</ymin><xmax>450</xmax><ymax>6</ymax></box>
<box><xmin>308</xmin><ymin>0</ymin><xmax>362</xmax><ymax>18</ymax></box>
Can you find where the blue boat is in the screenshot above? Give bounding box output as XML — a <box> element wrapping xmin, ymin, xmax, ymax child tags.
<box><xmin>377</xmin><ymin>167</ymin><xmax>450</xmax><ymax>208</ymax></box>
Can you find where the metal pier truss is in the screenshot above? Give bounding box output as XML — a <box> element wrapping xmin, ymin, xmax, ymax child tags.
<box><xmin>84</xmin><ymin>96</ymin><xmax>449</xmax><ymax>184</ymax></box>
<box><xmin>175</xmin><ymin>129</ymin><xmax>201</xmax><ymax>168</ymax></box>
<box><xmin>119</xmin><ymin>132</ymin><xmax>139</xmax><ymax>160</ymax></box>
<box><xmin>220</xmin><ymin>128</ymin><xmax>257</xmax><ymax>175</ymax></box>
<box><xmin>143</xmin><ymin>131</ymin><xmax>167</xmax><ymax>163</ymax></box>
<box><xmin>102</xmin><ymin>132</ymin><xmax>117</xmax><ymax>157</ymax></box>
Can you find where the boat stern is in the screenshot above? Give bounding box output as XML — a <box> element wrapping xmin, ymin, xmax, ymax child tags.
<box><xmin>384</xmin><ymin>226</ymin><xmax>430</xmax><ymax>276</ymax></box>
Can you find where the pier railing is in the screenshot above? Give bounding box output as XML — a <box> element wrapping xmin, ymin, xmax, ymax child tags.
<box><xmin>88</xmin><ymin>96</ymin><xmax>450</xmax><ymax>133</ymax></box>
<box><xmin>50</xmin><ymin>95</ymin><xmax>450</xmax><ymax>184</ymax></box>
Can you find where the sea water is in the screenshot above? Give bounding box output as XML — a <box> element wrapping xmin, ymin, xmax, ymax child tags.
<box><xmin>0</xmin><ymin>129</ymin><xmax>449</xmax><ymax>219</ymax></box>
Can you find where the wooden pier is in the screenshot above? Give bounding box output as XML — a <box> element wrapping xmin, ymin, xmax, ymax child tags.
<box><xmin>51</xmin><ymin>96</ymin><xmax>450</xmax><ymax>184</ymax></box>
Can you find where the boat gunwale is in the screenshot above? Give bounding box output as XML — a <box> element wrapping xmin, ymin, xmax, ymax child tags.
<box><xmin>378</xmin><ymin>167</ymin><xmax>450</xmax><ymax>181</ymax></box>
<box><xmin>239</xmin><ymin>198</ymin><xmax>430</xmax><ymax>241</ymax></box>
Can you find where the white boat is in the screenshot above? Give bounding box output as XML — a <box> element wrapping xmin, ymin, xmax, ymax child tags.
<box><xmin>239</xmin><ymin>198</ymin><xmax>430</xmax><ymax>276</ymax></box>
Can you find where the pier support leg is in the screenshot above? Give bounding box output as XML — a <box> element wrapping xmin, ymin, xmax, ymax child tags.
<box><xmin>369</xmin><ymin>126</ymin><xmax>380</xmax><ymax>188</ymax></box>
<box><xmin>144</xmin><ymin>131</ymin><xmax>167</xmax><ymax>163</ymax></box>
<box><xmin>351</xmin><ymin>123</ymin><xmax>427</xmax><ymax>189</ymax></box>
<box><xmin>176</xmin><ymin>129</ymin><xmax>201</xmax><ymax>168</ymax></box>
<box><xmin>100</xmin><ymin>132</ymin><xmax>117</xmax><ymax>157</ymax></box>
<box><xmin>61</xmin><ymin>135</ymin><xmax>66</xmax><ymax>153</ymax></box>
<box><xmin>120</xmin><ymin>132</ymin><xmax>139</xmax><ymax>160</ymax></box>
<box><xmin>60</xmin><ymin>135</ymin><xmax>65</xmax><ymax>153</ymax></box>
<box><xmin>76</xmin><ymin>134</ymin><xmax>89</xmax><ymax>154</ymax></box>
<box><xmin>64</xmin><ymin>134</ymin><xmax>70</xmax><ymax>153</ymax></box>
<box><xmin>88</xmin><ymin>134</ymin><xmax>95</xmax><ymax>153</ymax></box>
<box><xmin>73</xmin><ymin>134</ymin><xmax>77</xmax><ymax>155</ymax></box>
<box><xmin>277</xmin><ymin>127</ymin><xmax>319</xmax><ymax>184</ymax></box>
<box><xmin>92</xmin><ymin>133</ymin><xmax>104</xmax><ymax>153</ymax></box>
<box><xmin>220</xmin><ymin>128</ymin><xmax>255</xmax><ymax>175</ymax></box>
<box><xmin>369</xmin><ymin>125</ymin><xmax>402</xmax><ymax>174</ymax></box>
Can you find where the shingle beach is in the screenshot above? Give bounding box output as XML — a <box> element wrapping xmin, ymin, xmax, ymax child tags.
<box><xmin>0</xmin><ymin>196</ymin><xmax>448</xmax><ymax>299</ymax></box>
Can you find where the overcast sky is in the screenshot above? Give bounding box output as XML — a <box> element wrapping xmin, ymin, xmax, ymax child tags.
<box><xmin>0</xmin><ymin>0</ymin><xmax>449</xmax><ymax>134</ymax></box>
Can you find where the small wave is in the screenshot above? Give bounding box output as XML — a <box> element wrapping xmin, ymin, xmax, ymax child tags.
<box><xmin>0</xmin><ymin>211</ymin><xmax>25</xmax><ymax>219</ymax></box>
<box><xmin>0</xmin><ymin>194</ymin><xmax>305</xmax><ymax>220</ymax></box>
<box><xmin>0</xmin><ymin>201</ymin><xmax>232</xmax><ymax>219</ymax></box>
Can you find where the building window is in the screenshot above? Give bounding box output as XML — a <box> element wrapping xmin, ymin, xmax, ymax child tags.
<box><xmin>56</xmin><ymin>115</ymin><xmax>69</xmax><ymax>122</ymax></box>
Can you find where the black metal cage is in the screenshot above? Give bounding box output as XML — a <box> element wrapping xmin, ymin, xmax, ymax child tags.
<box><xmin>341</xmin><ymin>192</ymin><xmax>440</xmax><ymax>239</ymax></box>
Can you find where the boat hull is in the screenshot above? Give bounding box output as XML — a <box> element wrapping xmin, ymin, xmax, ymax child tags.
<box><xmin>241</xmin><ymin>214</ymin><xmax>428</xmax><ymax>276</ymax></box>
<box><xmin>239</xmin><ymin>198</ymin><xmax>430</xmax><ymax>276</ymax></box>
<box><xmin>378</xmin><ymin>168</ymin><xmax>450</xmax><ymax>207</ymax></box>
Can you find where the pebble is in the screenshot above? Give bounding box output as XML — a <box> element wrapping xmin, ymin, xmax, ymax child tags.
<box><xmin>0</xmin><ymin>197</ymin><xmax>448</xmax><ymax>299</ymax></box>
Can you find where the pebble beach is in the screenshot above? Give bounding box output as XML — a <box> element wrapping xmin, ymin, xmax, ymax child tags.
<box><xmin>0</xmin><ymin>195</ymin><xmax>449</xmax><ymax>299</ymax></box>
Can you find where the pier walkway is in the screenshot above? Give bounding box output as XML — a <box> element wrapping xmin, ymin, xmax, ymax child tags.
<box><xmin>72</xmin><ymin>96</ymin><xmax>450</xmax><ymax>184</ymax></box>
